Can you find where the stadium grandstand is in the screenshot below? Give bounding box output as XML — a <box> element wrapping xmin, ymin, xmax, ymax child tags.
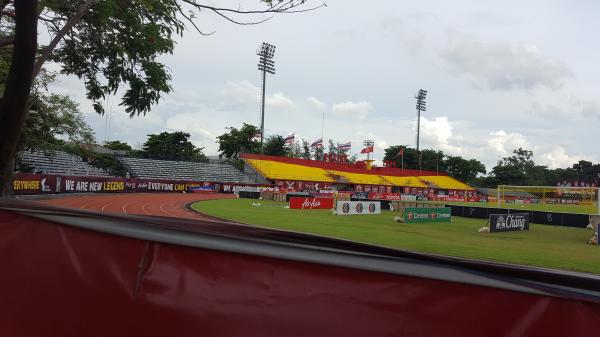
<box><xmin>19</xmin><ymin>150</ymin><xmax>112</xmax><ymax>177</ymax></box>
<box><xmin>119</xmin><ymin>157</ymin><xmax>249</xmax><ymax>183</ymax></box>
<box><xmin>242</xmin><ymin>153</ymin><xmax>475</xmax><ymax>195</ymax></box>
<box><xmin>17</xmin><ymin>149</ymin><xmax>250</xmax><ymax>184</ymax></box>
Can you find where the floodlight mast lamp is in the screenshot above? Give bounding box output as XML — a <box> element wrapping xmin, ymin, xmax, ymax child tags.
<box><xmin>415</xmin><ymin>89</ymin><xmax>427</xmax><ymax>171</ymax></box>
<box><xmin>257</xmin><ymin>42</ymin><xmax>276</xmax><ymax>154</ymax></box>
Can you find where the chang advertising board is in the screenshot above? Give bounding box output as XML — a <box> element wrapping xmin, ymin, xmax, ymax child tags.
<box><xmin>403</xmin><ymin>207</ymin><xmax>451</xmax><ymax>223</ymax></box>
<box><xmin>289</xmin><ymin>197</ymin><xmax>333</xmax><ymax>210</ymax></box>
<box><xmin>336</xmin><ymin>201</ymin><xmax>381</xmax><ymax>215</ymax></box>
<box><xmin>489</xmin><ymin>213</ymin><xmax>530</xmax><ymax>233</ymax></box>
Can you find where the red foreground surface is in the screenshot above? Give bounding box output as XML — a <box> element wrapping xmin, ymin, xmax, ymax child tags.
<box><xmin>39</xmin><ymin>192</ymin><xmax>232</xmax><ymax>219</ymax></box>
<box><xmin>1</xmin><ymin>195</ymin><xmax>600</xmax><ymax>336</ymax></box>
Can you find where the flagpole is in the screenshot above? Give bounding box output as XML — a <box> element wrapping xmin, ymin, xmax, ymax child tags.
<box><xmin>321</xmin><ymin>110</ymin><xmax>325</xmax><ymax>162</ymax></box>
<box><xmin>321</xmin><ymin>110</ymin><xmax>325</xmax><ymax>148</ymax></box>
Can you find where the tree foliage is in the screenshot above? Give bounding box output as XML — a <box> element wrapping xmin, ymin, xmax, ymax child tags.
<box><xmin>45</xmin><ymin>0</ymin><xmax>183</xmax><ymax>116</ymax></box>
<box><xmin>19</xmin><ymin>93</ymin><xmax>95</xmax><ymax>151</ymax></box>
<box><xmin>263</xmin><ymin>135</ymin><xmax>286</xmax><ymax>156</ymax></box>
<box><xmin>312</xmin><ymin>145</ymin><xmax>323</xmax><ymax>161</ymax></box>
<box><xmin>61</xmin><ymin>143</ymin><xmax>128</xmax><ymax>177</ymax></box>
<box><xmin>0</xmin><ymin>0</ymin><xmax>322</xmax><ymax>195</ymax></box>
<box><xmin>301</xmin><ymin>140</ymin><xmax>311</xmax><ymax>160</ymax></box>
<box><xmin>142</xmin><ymin>131</ymin><xmax>206</xmax><ymax>161</ymax></box>
<box><xmin>477</xmin><ymin>148</ymin><xmax>600</xmax><ymax>187</ymax></box>
<box><xmin>103</xmin><ymin>140</ymin><xmax>132</xmax><ymax>152</ymax></box>
<box><xmin>216</xmin><ymin>123</ymin><xmax>260</xmax><ymax>159</ymax></box>
<box><xmin>286</xmin><ymin>140</ymin><xmax>303</xmax><ymax>158</ymax></box>
<box><xmin>383</xmin><ymin>145</ymin><xmax>486</xmax><ymax>184</ymax></box>
<box><xmin>0</xmin><ymin>0</ymin><xmax>37</xmax><ymax>197</ymax></box>
<box><xmin>444</xmin><ymin>156</ymin><xmax>486</xmax><ymax>184</ymax></box>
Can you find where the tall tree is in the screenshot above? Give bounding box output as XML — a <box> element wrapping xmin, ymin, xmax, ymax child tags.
<box><xmin>301</xmin><ymin>140</ymin><xmax>311</xmax><ymax>160</ymax></box>
<box><xmin>287</xmin><ymin>140</ymin><xmax>302</xmax><ymax>158</ymax></box>
<box><xmin>216</xmin><ymin>123</ymin><xmax>260</xmax><ymax>159</ymax></box>
<box><xmin>0</xmin><ymin>0</ymin><xmax>322</xmax><ymax>195</ymax></box>
<box><xmin>312</xmin><ymin>146</ymin><xmax>324</xmax><ymax>161</ymax></box>
<box><xmin>383</xmin><ymin>145</ymin><xmax>418</xmax><ymax>170</ymax></box>
<box><xmin>482</xmin><ymin>148</ymin><xmax>549</xmax><ymax>187</ymax></box>
<box><xmin>103</xmin><ymin>140</ymin><xmax>132</xmax><ymax>152</ymax></box>
<box><xmin>19</xmin><ymin>93</ymin><xmax>95</xmax><ymax>151</ymax></box>
<box><xmin>444</xmin><ymin>156</ymin><xmax>486</xmax><ymax>184</ymax></box>
<box><xmin>142</xmin><ymin>131</ymin><xmax>206</xmax><ymax>161</ymax></box>
<box><xmin>383</xmin><ymin>145</ymin><xmax>485</xmax><ymax>182</ymax></box>
<box><xmin>263</xmin><ymin>135</ymin><xmax>286</xmax><ymax>156</ymax></box>
<box><xmin>0</xmin><ymin>0</ymin><xmax>37</xmax><ymax>197</ymax></box>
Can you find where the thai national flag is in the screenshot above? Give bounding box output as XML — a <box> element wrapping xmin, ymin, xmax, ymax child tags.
<box><xmin>310</xmin><ymin>138</ymin><xmax>323</xmax><ymax>148</ymax></box>
<box><xmin>338</xmin><ymin>142</ymin><xmax>351</xmax><ymax>152</ymax></box>
<box><xmin>360</xmin><ymin>145</ymin><xmax>374</xmax><ymax>154</ymax></box>
<box><xmin>284</xmin><ymin>133</ymin><xmax>295</xmax><ymax>145</ymax></box>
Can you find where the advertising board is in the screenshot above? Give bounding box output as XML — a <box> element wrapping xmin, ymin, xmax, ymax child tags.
<box><xmin>289</xmin><ymin>197</ymin><xmax>334</xmax><ymax>209</ymax></box>
<box><xmin>403</xmin><ymin>207</ymin><xmax>451</xmax><ymax>223</ymax></box>
<box><xmin>336</xmin><ymin>201</ymin><xmax>381</xmax><ymax>215</ymax></box>
<box><xmin>489</xmin><ymin>213</ymin><xmax>530</xmax><ymax>233</ymax></box>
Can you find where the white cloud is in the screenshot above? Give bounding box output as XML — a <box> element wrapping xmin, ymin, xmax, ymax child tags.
<box><xmin>221</xmin><ymin>80</ymin><xmax>259</xmax><ymax>107</ymax></box>
<box><xmin>267</xmin><ymin>92</ymin><xmax>294</xmax><ymax>109</ymax></box>
<box><xmin>222</xmin><ymin>80</ymin><xmax>294</xmax><ymax>109</ymax></box>
<box><xmin>441</xmin><ymin>32</ymin><xmax>572</xmax><ymax>90</ymax></box>
<box><xmin>537</xmin><ymin>146</ymin><xmax>583</xmax><ymax>169</ymax></box>
<box><xmin>420</xmin><ymin>117</ymin><xmax>453</xmax><ymax>147</ymax></box>
<box><xmin>487</xmin><ymin>130</ymin><xmax>529</xmax><ymax>155</ymax></box>
<box><xmin>307</xmin><ymin>97</ymin><xmax>327</xmax><ymax>111</ymax></box>
<box><xmin>331</xmin><ymin>101</ymin><xmax>374</xmax><ymax>120</ymax></box>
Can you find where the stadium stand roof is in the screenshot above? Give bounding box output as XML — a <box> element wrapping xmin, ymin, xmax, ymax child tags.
<box><xmin>419</xmin><ymin>175</ymin><xmax>474</xmax><ymax>190</ymax></box>
<box><xmin>242</xmin><ymin>154</ymin><xmax>474</xmax><ymax>190</ymax></box>
<box><xmin>242</xmin><ymin>153</ymin><xmax>440</xmax><ymax>177</ymax></box>
<box><xmin>245</xmin><ymin>158</ymin><xmax>333</xmax><ymax>183</ymax></box>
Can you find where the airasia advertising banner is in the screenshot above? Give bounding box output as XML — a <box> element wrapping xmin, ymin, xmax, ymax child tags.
<box><xmin>289</xmin><ymin>197</ymin><xmax>334</xmax><ymax>210</ymax></box>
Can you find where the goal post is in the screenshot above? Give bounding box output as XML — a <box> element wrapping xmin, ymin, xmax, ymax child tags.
<box><xmin>497</xmin><ymin>185</ymin><xmax>600</xmax><ymax>215</ymax></box>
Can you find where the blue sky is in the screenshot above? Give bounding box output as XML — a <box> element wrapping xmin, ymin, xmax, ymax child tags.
<box><xmin>49</xmin><ymin>0</ymin><xmax>600</xmax><ymax>171</ymax></box>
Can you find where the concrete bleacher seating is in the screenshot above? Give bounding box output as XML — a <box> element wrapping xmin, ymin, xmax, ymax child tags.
<box><xmin>384</xmin><ymin>175</ymin><xmax>429</xmax><ymax>188</ymax></box>
<box><xmin>246</xmin><ymin>159</ymin><xmax>333</xmax><ymax>183</ymax></box>
<box><xmin>244</xmin><ymin>155</ymin><xmax>475</xmax><ymax>191</ymax></box>
<box><xmin>418</xmin><ymin>176</ymin><xmax>474</xmax><ymax>190</ymax></box>
<box><xmin>19</xmin><ymin>150</ymin><xmax>112</xmax><ymax>177</ymax></box>
<box><xmin>328</xmin><ymin>171</ymin><xmax>392</xmax><ymax>186</ymax></box>
<box><xmin>119</xmin><ymin>157</ymin><xmax>249</xmax><ymax>183</ymax></box>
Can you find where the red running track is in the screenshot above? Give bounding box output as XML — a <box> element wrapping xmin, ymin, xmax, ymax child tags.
<box><xmin>40</xmin><ymin>193</ymin><xmax>233</xmax><ymax>219</ymax></box>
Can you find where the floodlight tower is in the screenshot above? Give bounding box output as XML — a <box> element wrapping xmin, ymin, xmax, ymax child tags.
<box><xmin>415</xmin><ymin>89</ymin><xmax>427</xmax><ymax>152</ymax></box>
<box><xmin>363</xmin><ymin>140</ymin><xmax>374</xmax><ymax>160</ymax></box>
<box><xmin>415</xmin><ymin>89</ymin><xmax>427</xmax><ymax>171</ymax></box>
<box><xmin>257</xmin><ymin>42</ymin><xmax>276</xmax><ymax>154</ymax></box>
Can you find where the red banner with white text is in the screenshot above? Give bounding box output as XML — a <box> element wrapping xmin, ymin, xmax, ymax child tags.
<box><xmin>289</xmin><ymin>197</ymin><xmax>334</xmax><ymax>209</ymax></box>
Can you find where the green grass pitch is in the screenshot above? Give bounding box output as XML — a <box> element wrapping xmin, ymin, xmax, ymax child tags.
<box><xmin>192</xmin><ymin>199</ymin><xmax>600</xmax><ymax>274</ymax></box>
